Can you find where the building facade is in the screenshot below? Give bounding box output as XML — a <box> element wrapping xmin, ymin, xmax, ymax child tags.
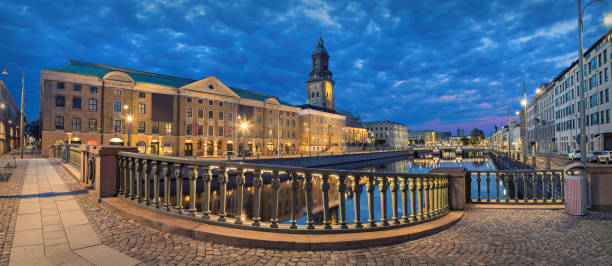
<box><xmin>364</xmin><ymin>121</ymin><xmax>409</xmax><ymax>149</ymax></box>
<box><xmin>0</xmin><ymin>80</ymin><xmax>22</xmax><ymax>154</ymax></box>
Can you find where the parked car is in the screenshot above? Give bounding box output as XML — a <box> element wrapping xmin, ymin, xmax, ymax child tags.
<box><xmin>586</xmin><ymin>152</ymin><xmax>602</xmax><ymax>163</ymax></box>
<box><xmin>568</xmin><ymin>149</ymin><xmax>581</xmax><ymax>160</ymax></box>
<box><xmin>222</xmin><ymin>151</ymin><xmax>238</xmax><ymax>157</ymax></box>
<box><xmin>598</xmin><ymin>151</ymin><xmax>612</xmax><ymax>164</ymax></box>
<box><xmin>238</xmin><ymin>150</ymin><xmax>253</xmax><ymax>157</ymax></box>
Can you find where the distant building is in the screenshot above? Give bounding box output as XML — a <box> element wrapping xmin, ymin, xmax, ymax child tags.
<box><xmin>363</xmin><ymin>120</ymin><xmax>408</xmax><ymax>149</ymax></box>
<box><xmin>457</xmin><ymin>128</ymin><xmax>464</xmax><ymax>137</ymax></box>
<box><xmin>0</xmin><ymin>80</ymin><xmax>22</xmax><ymax>154</ymax></box>
<box><xmin>407</xmin><ymin>130</ymin><xmax>451</xmax><ymax>145</ymax></box>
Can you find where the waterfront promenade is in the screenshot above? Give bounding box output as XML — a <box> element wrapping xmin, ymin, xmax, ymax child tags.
<box><xmin>1</xmin><ymin>157</ymin><xmax>612</xmax><ymax>265</ymax></box>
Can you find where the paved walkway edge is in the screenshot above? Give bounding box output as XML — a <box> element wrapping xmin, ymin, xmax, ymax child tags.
<box><xmin>467</xmin><ymin>203</ymin><xmax>565</xmax><ymax>209</ymax></box>
<box><xmin>103</xmin><ymin>197</ymin><xmax>463</xmax><ymax>250</ymax></box>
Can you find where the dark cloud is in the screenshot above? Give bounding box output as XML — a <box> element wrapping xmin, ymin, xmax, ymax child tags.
<box><xmin>0</xmin><ymin>0</ymin><xmax>609</xmax><ymax>135</ymax></box>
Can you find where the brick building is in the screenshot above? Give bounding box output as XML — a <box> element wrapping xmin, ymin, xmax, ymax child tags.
<box><xmin>0</xmin><ymin>80</ymin><xmax>22</xmax><ymax>154</ymax></box>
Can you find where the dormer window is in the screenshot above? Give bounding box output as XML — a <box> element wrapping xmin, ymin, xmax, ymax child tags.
<box><xmin>209</xmin><ymin>85</ymin><xmax>214</xmax><ymax>90</ymax></box>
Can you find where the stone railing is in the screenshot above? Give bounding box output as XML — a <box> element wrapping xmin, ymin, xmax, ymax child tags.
<box><xmin>466</xmin><ymin>170</ymin><xmax>564</xmax><ymax>204</ymax></box>
<box><xmin>115</xmin><ymin>151</ymin><xmax>450</xmax><ymax>232</ymax></box>
<box><xmin>50</xmin><ymin>144</ymin><xmax>82</xmax><ymax>168</ymax></box>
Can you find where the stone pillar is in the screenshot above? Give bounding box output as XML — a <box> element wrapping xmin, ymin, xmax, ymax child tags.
<box><xmin>87</xmin><ymin>145</ymin><xmax>138</xmax><ymax>198</ymax></box>
<box><xmin>429</xmin><ymin>167</ymin><xmax>466</xmax><ymax>211</ymax></box>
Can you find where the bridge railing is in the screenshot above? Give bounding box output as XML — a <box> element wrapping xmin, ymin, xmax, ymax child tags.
<box><xmin>50</xmin><ymin>144</ymin><xmax>81</xmax><ymax>168</ymax></box>
<box><xmin>115</xmin><ymin>151</ymin><xmax>450</xmax><ymax>232</ymax></box>
<box><xmin>466</xmin><ymin>170</ymin><xmax>564</xmax><ymax>204</ymax></box>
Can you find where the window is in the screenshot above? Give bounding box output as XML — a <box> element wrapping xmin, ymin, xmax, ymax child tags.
<box><xmin>186</xmin><ymin>97</ymin><xmax>192</xmax><ymax>103</ymax></box>
<box><xmin>74</xmin><ymin>85</ymin><xmax>81</xmax><ymax>92</ymax></box>
<box><xmin>607</xmin><ymin>88</ymin><xmax>610</xmax><ymax>103</ymax></box>
<box><xmin>72</xmin><ymin>96</ymin><xmax>81</xmax><ymax>109</ymax></box>
<box><xmin>198</xmin><ymin>99</ymin><xmax>203</xmax><ymax>104</ymax></box>
<box><xmin>602</xmin><ymin>91</ymin><xmax>605</xmax><ymax>105</ymax></box>
<box><xmin>89</xmin><ymin>99</ymin><xmax>98</xmax><ymax>111</ymax></box>
<box><xmin>292</xmin><ymin>120</ymin><xmax>295</xmax><ymax>127</ymax></box>
<box><xmin>186</xmin><ymin>124</ymin><xmax>193</xmax><ymax>135</ymax></box>
<box><xmin>608</xmin><ymin>109</ymin><xmax>610</xmax><ymax>123</ymax></box>
<box><xmin>113</xmin><ymin>88</ymin><xmax>122</xmax><ymax>96</ymax></box>
<box><xmin>55</xmin><ymin>95</ymin><xmax>65</xmax><ymax>107</ymax></box>
<box><xmin>55</xmin><ymin>116</ymin><xmax>64</xmax><ymax>130</ymax></box>
<box><xmin>88</xmin><ymin>119</ymin><xmax>97</xmax><ymax>132</ymax></box>
<box><xmin>208</xmin><ymin>125</ymin><xmax>213</xmax><ymax>136</ymax></box>
<box><xmin>257</xmin><ymin>116</ymin><xmax>261</xmax><ymax>124</ymax></box>
<box><xmin>219</xmin><ymin>126</ymin><xmax>225</xmax><ymax>136</ymax></box>
<box><xmin>269</xmin><ymin>118</ymin><xmax>273</xmax><ymax>126</ymax></box>
<box><xmin>209</xmin><ymin>100</ymin><xmax>213</xmax><ymax>105</ymax></box>
<box><xmin>197</xmin><ymin>124</ymin><xmax>203</xmax><ymax>135</ymax></box>
<box><xmin>198</xmin><ymin>109</ymin><xmax>203</xmax><ymax>118</ymax></box>
<box><xmin>228</xmin><ymin>127</ymin><xmax>232</xmax><ymax>137</ymax></box>
<box><xmin>138</xmin><ymin>103</ymin><xmax>145</xmax><ymax>114</ymax></box>
<box><xmin>57</xmin><ymin>82</ymin><xmax>64</xmax><ymax>89</ymax></box>
<box><xmin>605</xmin><ymin>50</ymin><xmax>608</xmax><ymax>63</ymax></box>
<box><xmin>113</xmin><ymin>120</ymin><xmax>122</xmax><ymax>133</ymax></box>
<box><xmin>219</xmin><ymin>101</ymin><xmax>223</xmax><ymax>107</ymax></box>
<box><xmin>139</xmin><ymin>92</ymin><xmax>145</xmax><ymax>98</ymax></box>
<box><xmin>72</xmin><ymin>117</ymin><xmax>81</xmax><ymax>132</ymax></box>
<box><xmin>228</xmin><ymin>112</ymin><xmax>233</xmax><ymax>121</ymax></box>
<box><xmin>186</xmin><ymin>107</ymin><xmax>192</xmax><ymax>117</ymax></box>
<box><xmin>152</xmin><ymin>123</ymin><xmax>159</xmax><ymax>134</ymax></box>
<box><xmin>138</xmin><ymin>122</ymin><xmax>145</xmax><ymax>133</ymax></box>
<box><xmin>165</xmin><ymin>123</ymin><xmax>172</xmax><ymax>135</ymax></box>
<box><xmin>113</xmin><ymin>101</ymin><xmax>121</xmax><ymax>112</ymax></box>
<box><xmin>90</xmin><ymin>86</ymin><xmax>98</xmax><ymax>93</ymax></box>
<box><xmin>218</xmin><ymin>111</ymin><xmax>224</xmax><ymax>120</ymax></box>
<box><xmin>209</xmin><ymin>85</ymin><xmax>214</xmax><ymax>90</ymax></box>
<box><xmin>208</xmin><ymin>110</ymin><xmax>214</xmax><ymax>119</ymax></box>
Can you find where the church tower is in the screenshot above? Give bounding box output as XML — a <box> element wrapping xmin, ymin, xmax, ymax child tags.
<box><xmin>306</xmin><ymin>36</ymin><xmax>335</xmax><ymax>110</ymax></box>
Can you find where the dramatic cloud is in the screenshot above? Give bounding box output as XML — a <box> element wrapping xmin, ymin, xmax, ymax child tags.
<box><xmin>0</xmin><ymin>0</ymin><xmax>610</xmax><ymax>135</ymax></box>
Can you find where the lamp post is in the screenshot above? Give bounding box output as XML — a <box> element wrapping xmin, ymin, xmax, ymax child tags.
<box><xmin>2</xmin><ymin>63</ymin><xmax>24</xmax><ymax>159</ymax></box>
<box><xmin>577</xmin><ymin>0</ymin><xmax>612</xmax><ymax>162</ymax></box>
<box><xmin>241</xmin><ymin>122</ymin><xmax>248</xmax><ymax>161</ymax></box>
<box><xmin>521</xmin><ymin>81</ymin><xmax>528</xmax><ymax>163</ymax></box>
<box><xmin>124</xmin><ymin>104</ymin><xmax>132</xmax><ymax>146</ymax></box>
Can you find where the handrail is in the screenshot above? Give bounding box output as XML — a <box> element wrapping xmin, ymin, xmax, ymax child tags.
<box><xmin>466</xmin><ymin>169</ymin><xmax>564</xmax><ymax>204</ymax></box>
<box><xmin>115</xmin><ymin>151</ymin><xmax>451</xmax><ymax>233</ymax></box>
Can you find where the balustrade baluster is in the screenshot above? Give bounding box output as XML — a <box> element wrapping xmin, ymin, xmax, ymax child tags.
<box><xmin>423</xmin><ymin>177</ymin><xmax>431</xmax><ymax>220</ymax></box>
<box><xmin>304</xmin><ymin>173</ymin><xmax>315</xmax><ymax>229</ymax></box>
<box><xmin>559</xmin><ymin>172</ymin><xmax>565</xmax><ymax>203</ymax></box>
<box><xmin>409</xmin><ymin>177</ymin><xmax>417</xmax><ymax>221</ymax></box>
<box><xmin>466</xmin><ymin>173</ymin><xmax>472</xmax><ymax>203</ymax></box>
<box><xmin>431</xmin><ymin>177</ymin><xmax>437</xmax><ymax>216</ymax></box>
<box><xmin>429</xmin><ymin>177</ymin><xmax>435</xmax><ymax>218</ymax></box>
<box><xmin>550</xmin><ymin>172</ymin><xmax>556</xmax><ymax>202</ymax></box>
<box><xmin>532</xmin><ymin>172</ymin><xmax>538</xmax><ymax>203</ymax></box>
<box><xmin>541</xmin><ymin>172</ymin><xmax>547</xmax><ymax>203</ymax></box>
<box><xmin>503</xmin><ymin>174</ymin><xmax>509</xmax><ymax>203</ymax></box>
<box><xmin>445</xmin><ymin>178</ymin><xmax>449</xmax><ymax>211</ymax></box>
<box><xmin>352</xmin><ymin>176</ymin><xmax>363</xmax><ymax>228</ymax></box>
<box><xmin>135</xmin><ymin>159</ymin><xmax>142</xmax><ymax>202</ymax></box>
<box><xmin>217</xmin><ymin>167</ymin><xmax>228</xmax><ymax>222</ymax></box>
<box><xmin>476</xmin><ymin>172</ymin><xmax>481</xmax><ymax>202</ymax></box>
<box><xmin>378</xmin><ymin>176</ymin><xmax>389</xmax><ymax>226</ymax></box>
<box><xmin>174</xmin><ymin>164</ymin><xmax>183</xmax><ymax>214</ymax></box>
<box><xmin>269</xmin><ymin>171</ymin><xmax>281</xmax><ymax>228</ymax></box>
<box><xmin>152</xmin><ymin>161</ymin><xmax>160</xmax><ymax>208</ymax></box>
<box><xmin>337</xmin><ymin>175</ymin><xmax>348</xmax><ymax>229</ymax></box>
<box><xmin>366</xmin><ymin>175</ymin><xmax>377</xmax><ymax>227</ymax></box>
<box><xmin>399</xmin><ymin>177</ymin><xmax>409</xmax><ymax>223</ymax></box>
<box><xmin>495</xmin><ymin>173</ymin><xmax>500</xmax><ymax>202</ymax></box>
<box><xmin>440</xmin><ymin>178</ymin><xmax>445</xmax><ymax>212</ymax></box>
<box><xmin>201</xmin><ymin>167</ymin><xmax>212</xmax><ymax>219</ymax></box>
<box><xmin>416</xmin><ymin>177</ymin><xmax>423</xmax><ymax>221</ymax></box>
<box><xmin>128</xmin><ymin>158</ymin><xmax>135</xmax><ymax>200</ymax></box>
<box><xmin>289</xmin><ymin>172</ymin><xmax>299</xmax><ymax>229</ymax></box>
<box><xmin>121</xmin><ymin>157</ymin><xmax>127</xmax><ymax>197</ymax></box>
<box><xmin>321</xmin><ymin>174</ymin><xmax>332</xmax><ymax>229</ymax></box>
<box><xmin>523</xmin><ymin>172</ymin><xmax>529</xmax><ymax>203</ymax></box>
<box><xmin>485</xmin><ymin>173</ymin><xmax>491</xmax><ymax>202</ymax></box>
<box><xmin>142</xmin><ymin>160</ymin><xmax>149</xmax><ymax>205</ymax></box>
<box><xmin>513</xmin><ymin>173</ymin><xmax>519</xmax><ymax>202</ymax></box>
<box><xmin>187</xmin><ymin>165</ymin><xmax>198</xmax><ymax>216</ymax></box>
<box><xmin>162</xmin><ymin>162</ymin><xmax>171</xmax><ymax>211</ymax></box>
<box><xmin>117</xmin><ymin>157</ymin><xmax>123</xmax><ymax>195</ymax></box>
<box><xmin>234</xmin><ymin>168</ymin><xmax>245</xmax><ymax>224</ymax></box>
<box><xmin>251</xmin><ymin>170</ymin><xmax>263</xmax><ymax>226</ymax></box>
<box><xmin>389</xmin><ymin>176</ymin><xmax>399</xmax><ymax>224</ymax></box>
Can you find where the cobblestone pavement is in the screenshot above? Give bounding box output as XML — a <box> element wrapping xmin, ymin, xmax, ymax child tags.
<box><xmin>0</xmin><ymin>159</ymin><xmax>27</xmax><ymax>265</ymax></box>
<box><xmin>49</xmin><ymin>159</ymin><xmax>612</xmax><ymax>265</ymax></box>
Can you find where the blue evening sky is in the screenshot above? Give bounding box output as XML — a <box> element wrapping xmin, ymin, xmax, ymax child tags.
<box><xmin>1</xmin><ymin>0</ymin><xmax>611</xmax><ymax>135</ymax></box>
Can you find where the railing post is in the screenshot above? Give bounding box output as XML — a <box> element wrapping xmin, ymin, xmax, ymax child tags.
<box><xmin>321</xmin><ymin>174</ymin><xmax>332</xmax><ymax>229</ymax></box>
<box><xmin>365</xmin><ymin>175</ymin><xmax>377</xmax><ymax>227</ymax></box>
<box><xmin>541</xmin><ymin>172</ymin><xmax>547</xmax><ymax>203</ymax></box>
<box><xmin>427</xmin><ymin>177</ymin><xmax>434</xmax><ymax>218</ymax></box>
<box><xmin>162</xmin><ymin>162</ymin><xmax>171</xmax><ymax>211</ymax></box>
<box><xmin>399</xmin><ymin>176</ymin><xmax>409</xmax><ymax>223</ymax></box>
<box><xmin>416</xmin><ymin>177</ymin><xmax>423</xmax><ymax>221</ymax></box>
<box><xmin>117</xmin><ymin>156</ymin><xmax>123</xmax><ymax>195</ymax></box>
<box><xmin>174</xmin><ymin>163</ymin><xmax>183</xmax><ymax>214</ymax></box>
<box><xmin>152</xmin><ymin>161</ymin><xmax>160</xmax><ymax>208</ymax></box>
<box><xmin>303</xmin><ymin>172</ymin><xmax>315</xmax><ymax>229</ymax></box>
<box><xmin>466</xmin><ymin>173</ymin><xmax>472</xmax><ymax>203</ymax></box>
<box><xmin>142</xmin><ymin>160</ymin><xmax>149</xmax><ymax>205</ymax></box>
<box><xmin>187</xmin><ymin>165</ymin><xmax>198</xmax><ymax>215</ymax></box>
<box><xmin>559</xmin><ymin>172</ymin><xmax>564</xmax><ymax>203</ymax></box>
<box><xmin>523</xmin><ymin>172</ymin><xmax>529</xmax><ymax>203</ymax></box>
<box><xmin>378</xmin><ymin>176</ymin><xmax>389</xmax><ymax>226</ymax></box>
<box><xmin>128</xmin><ymin>158</ymin><xmax>135</xmax><ymax>200</ymax></box>
<box><xmin>531</xmin><ymin>171</ymin><xmax>537</xmax><ymax>203</ymax></box>
<box><xmin>270</xmin><ymin>170</ymin><xmax>281</xmax><ymax>228</ymax></box>
<box><xmin>251</xmin><ymin>170</ymin><xmax>263</xmax><ymax>226</ymax></box>
<box><xmin>485</xmin><ymin>173</ymin><xmax>491</xmax><ymax>202</ymax></box>
<box><xmin>202</xmin><ymin>167</ymin><xmax>212</xmax><ymax>219</ymax></box>
<box><xmin>121</xmin><ymin>157</ymin><xmax>128</xmax><ymax>197</ymax></box>
<box><xmin>337</xmin><ymin>175</ymin><xmax>348</xmax><ymax>229</ymax></box>
<box><xmin>504</xmin><ymin>174</ymin><xmax>509</xmax><ymax>203</ymax></box>
<box><xmin>135</xmin><ymin>159</ymin><xmax>142</xmax><ymax>202</ymax></box>
<box><xmin>513</xmin><ymin>173</ymin><xmax>519</xmax><ymax>203</ymax></box>
<box><xmin>495</xmin><ymin>173</ymin><xmax>500</xmax><ymax>202</ymax></box>
<box><xmin>389</xmin><ymin>176</ymin><xmax>400</xmax><ymax>224</ymax></box>
<box><xmin>289</xmin><ymin>172</ymin><xmax>299</xmax><ymax>229</ymax></box>
<box><xmin>550</xmin><ymin>171</ymin><xmax>556</xmax><ymax>202</ymax></box>
<box><xmin>217</xmin><ymin>167</ymin><xmax>228</xmax><ymax>222</ymax></box>
<box><xmin>351</xmin><ymin>176</ymin><xmax>363</xmax><ymax>228</ymax></box>
<box><xmin>476</xmin><ymin>172</ymin><xmax>481</xmax><ymax>202</ymax></box>
<box><xmin>433</xmin><ymin>177</ymin><xmax>439</xmax><ymax>215</ymax></box>
<box><xmin>423</xmin><ymin>177</ymin><xmax>430</xmax><ymax>220</ymax></box>
<box><xmin>234</xmin><ymin>168</ymin><xmax>245</xmax><ymax>224</ymax></box>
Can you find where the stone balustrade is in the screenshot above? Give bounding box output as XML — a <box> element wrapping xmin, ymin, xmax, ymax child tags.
<box><xmin>115</xmin><ymin>151</ymin><xmax>450</xmax><ymax>232</ymax></box>
<box><xmin>467</xmin><ymin>170</ymin><xmax>564</xmax><ymax>203</ymax></box>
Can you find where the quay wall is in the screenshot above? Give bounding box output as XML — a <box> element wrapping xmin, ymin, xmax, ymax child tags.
<box><xmin>242</xmin><ymin>151</ymin><xmax>410</xmax><ymax>168</ymax></box>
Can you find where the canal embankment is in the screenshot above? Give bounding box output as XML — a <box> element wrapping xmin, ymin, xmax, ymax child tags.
<box><xmin>241</xmin><ymin>150</ymin><xmax>411</xmax><ymax>168</ymax></box>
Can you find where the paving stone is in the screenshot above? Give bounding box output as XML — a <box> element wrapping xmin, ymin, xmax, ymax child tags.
<box><xmin>75</xmin><ymin>244</ymin><xmax>140</xmax><ymax>266</ymax></box>
<box><xmin>12</xmin><ymin>228</ymin><xmax>43</xmax><ymax>247</ymax></box>
<box><xmin>15</xmin><ymin>213</ymin><xmax>42</xmax><ymax>231</ymax></box>
<box><xmin>59</xmin><ymin>209</ymin><xmax>90</xmax><ymax>227</ymax></box>
<box><xmin>56</xmin><ymin>199</ymin><xmax>80</xmax><ymax>212</ymax></box>
<box><xmin>65</xmin><ymin>224</ymin><xmax>101</xmax><ymax>250</ymax></box>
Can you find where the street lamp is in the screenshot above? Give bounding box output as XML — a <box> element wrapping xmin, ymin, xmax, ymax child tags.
<box><xmin>241</xmin><ymin>122</ymin><xmax>248</xmax><ymax>161</ymax></box>
<box><xmin>577</xmin><ymin>0</ymin><xmax>612</xmax><ymax>162</ymax></box>
<box><xmin>126</xmin><ymin>115</ymin><xmax>133</xmax><ymax>146</ymax></box>
<box><xmin>2</xmin><ymin>63</ymin><xmax>25</xmax><ymax>159</ymax></box>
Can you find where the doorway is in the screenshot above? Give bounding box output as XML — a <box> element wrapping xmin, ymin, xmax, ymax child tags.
<box><xmin>184</xmin><ymin>142</ymin><xmax>193</xmax><ymax>156</ymax></box>
<box><xmin>150</xmin><ymin>141</ymin><xmax>159</xmax><ymax>155</ymax></box>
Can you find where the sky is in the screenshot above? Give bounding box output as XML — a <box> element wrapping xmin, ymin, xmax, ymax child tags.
<box><xmin>1</xmin><ymin>0</ymin><xmax>611</xmax><ymax>136</ymax></box>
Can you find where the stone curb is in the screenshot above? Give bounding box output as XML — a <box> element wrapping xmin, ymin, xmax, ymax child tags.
<box><xmin>102</xmin><ymin>197</ymin><xmax>463</xmax><ymax>250</ymax></box>
<box><xmin>467</xmin><ymin>203</ymin><xmax>565</xmax><ymax>209</ymax></box>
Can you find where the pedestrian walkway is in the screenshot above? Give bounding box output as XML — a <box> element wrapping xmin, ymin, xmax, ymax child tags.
<box><xmin>8</xmin><ymin>159</ymin><xmax>139</xmax><ymax>266</ymax></box>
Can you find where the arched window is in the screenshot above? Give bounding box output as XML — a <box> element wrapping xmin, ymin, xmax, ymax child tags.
<box><xmin>316</xmin><ymin>92</ymin><xmax>319</xmax><ymax>97</ymax></box>
<box><xmin>311</xmin><ymin>92</ymin><xmax>315</xmax><ymax>98</ymax></box>
<box><xmin>163</xmin><ymin>141</ymin><xmax>173</xmax><ymax>154</ymax></box>
<box><xmin>136</xmin><ymin>141</ymin><xmax>146</xmax><ymax>153</ymax></box>
<box><xmin>109</xmin><ymin>137</ymin><xmax>124</xmax><ymax>146</ymax></box>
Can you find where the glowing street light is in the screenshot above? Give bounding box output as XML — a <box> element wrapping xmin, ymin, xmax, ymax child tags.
<box><xmin>520</xmin><ymin>99</ymin><xmax>527</xmax><ymax>106</ymax></box>
<box><xmin>240</xmin><ymin>122</ymin><xmax>249</xmax><ymax>160</ymax></box>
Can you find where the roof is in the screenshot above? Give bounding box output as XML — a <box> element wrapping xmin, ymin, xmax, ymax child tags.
<box><xmin>47</xmin><ymin>60</ymin><xmax>196</xmax><ymax>88</ymax></box>
<box><xmin>230</xmin><ymin>87</ymin><xmax>293</xmax><ymax>106</ymax></box>
<box><xmin>298</xmin><ymin>104</ymin><xmax>338</xmax><ymax>114</ymax></box>
<box><xmin>336</xmin><ymin>109</ymin><xmax>365</xmax><ymax>128</ymax></box>
<box><xmin>363</xmin><ymin>120</ymin><xmax>407</xmax><ymax>127</ymax></box>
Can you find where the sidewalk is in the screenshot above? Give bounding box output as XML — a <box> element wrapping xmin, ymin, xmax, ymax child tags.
<box><xmin>7</xmin><ymin>159</ymin><xmax>139</xmax><ymax>266</ymax></box>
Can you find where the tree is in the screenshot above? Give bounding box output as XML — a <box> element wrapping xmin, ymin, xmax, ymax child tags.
<box><xmin>494</xmin><ymin>125</ymin><xmax>498</xmax><ymax>132</ymax></box>
<box><xmin>460</xmin><ymin>137</ymin><xmax>470</xmax><ymax>146</ymax></box>
<box><xmin>470</xmin><ymin>128</ymin><xmax>485</xmax><ymax>145</ymax></box>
